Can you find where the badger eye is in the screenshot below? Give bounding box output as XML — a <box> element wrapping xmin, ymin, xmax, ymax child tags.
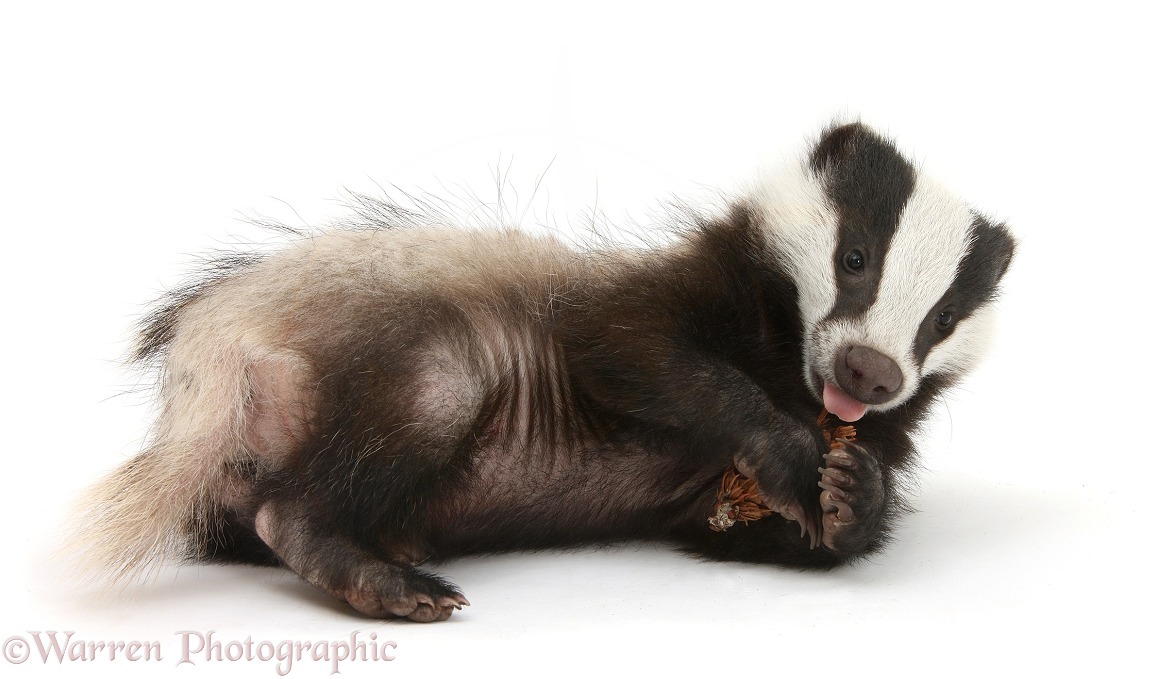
<box><xmin>843</xmin><ymin>250</ymin><xmax>865</xmax><ymax>273</ymax></box>
<box><xmin>936</xmin><ymin>310</ymin><xmax>955</xmax><ymax>328</ymax></box>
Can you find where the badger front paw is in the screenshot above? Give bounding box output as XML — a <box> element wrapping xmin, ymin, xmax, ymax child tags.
<box><xmin>817</xmin><ymin>442</ymin><xmax>886</xmax><ymax>555</ymax></box>
<box><xmin>733</xmin><ymin>455</ymin><xmax>824</xmax><ymax>549</ymax></box>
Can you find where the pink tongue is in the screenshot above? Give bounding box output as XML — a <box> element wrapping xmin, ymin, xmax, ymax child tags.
<box><xmin>823</xmin><ymin>383</ymin><xmax>868</xmax><ymax>422</ymax></box>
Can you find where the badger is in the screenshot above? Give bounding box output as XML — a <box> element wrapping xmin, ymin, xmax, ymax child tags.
<box><xmin>75</xmin><ymin>123</ymin><xmax>1015</xmax><ymax>622</ymax></box>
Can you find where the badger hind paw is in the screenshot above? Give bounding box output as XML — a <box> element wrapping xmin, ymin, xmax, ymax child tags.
<box><xmin>335</xmin><ymin>564</ymin><xmax>469</xmax><ymax>622</ymax></box>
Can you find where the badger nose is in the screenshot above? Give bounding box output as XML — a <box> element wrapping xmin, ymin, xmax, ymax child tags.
<box><xmin>835</xmin><ymin>346</ymin><xmax>903</xmax><ymax>405</ymax></box>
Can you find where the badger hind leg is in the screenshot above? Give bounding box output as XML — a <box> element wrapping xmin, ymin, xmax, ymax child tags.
<box><xmin>191</xmin><ymin>354</ymin><xmax>316</xmax><ymax>565</ymax></box>
<box><xmin>254</xmin><ymin>498</ymin><xmax>468</xmax><ymax>622</ymax></box>
<box><xmin>244</xmin><ymin>340</ymin><xmax>483</xmax><ymax>621</ymax></box>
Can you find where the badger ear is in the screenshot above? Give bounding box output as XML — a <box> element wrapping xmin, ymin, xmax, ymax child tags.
<box><xmin>809</xmin><ymin>122</ymin><xmax>870</xmax><ymax>174</ymax></box>
<box><xmin>990</xmin><ymin>222</ymin><xmax>1017</xmax><ymax>281</ymax></box>
<box><xmin>964</xmin><ymin>215</ymin><xmax>1018</xmax><ymax>291</ymax></box>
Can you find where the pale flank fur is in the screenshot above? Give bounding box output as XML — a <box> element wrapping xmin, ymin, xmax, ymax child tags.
<box><xmin>73</xmin><ymin>225</ymin><xmax>579</xmax><ymax>585</ymax></box>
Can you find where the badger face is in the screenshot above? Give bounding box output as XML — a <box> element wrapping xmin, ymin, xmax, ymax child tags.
<box><xmin>756</xmin><ymin>123</ymin><xmax>1016</xmax><ymax>422</ymax></box>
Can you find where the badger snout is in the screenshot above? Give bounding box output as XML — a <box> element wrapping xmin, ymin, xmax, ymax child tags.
<box><xmin>834</xmin><ymin>345</ymin><xmax>903</xmax><ymax>405</ymax></box>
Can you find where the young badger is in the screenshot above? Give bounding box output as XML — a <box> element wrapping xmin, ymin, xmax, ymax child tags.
<box><xmin>78</xmin><ymin>123</ymin><xmax>1015</xmax><ymax>622</ymax></box>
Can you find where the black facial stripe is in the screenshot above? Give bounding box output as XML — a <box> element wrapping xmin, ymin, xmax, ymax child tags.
<box><xmin>810</xmin><ymin>123</ymin><xmax>917</xmax><ymax>323</ymax></box>
<box><xmin>913</xmin><ymin>213</ymin><xmax>1017</xmax><ymax>366</ymax></box>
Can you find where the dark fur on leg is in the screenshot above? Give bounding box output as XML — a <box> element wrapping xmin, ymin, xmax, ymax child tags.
<box><xmin>254</xmin><ymin>497</ymin><xmax>468</xmax><ymax>622</ymax></box>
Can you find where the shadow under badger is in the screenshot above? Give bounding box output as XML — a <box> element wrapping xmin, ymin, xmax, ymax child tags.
<box><xmin>78</xmin><ymin>123</ymin><xmax>1015</xmax><ymax>622</ymax></box>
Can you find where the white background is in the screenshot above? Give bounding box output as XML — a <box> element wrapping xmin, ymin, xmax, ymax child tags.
<box><xmin>2</xmin><ymin>1</ymin><xmax>1154</xmax><ymax>677</ymax></box>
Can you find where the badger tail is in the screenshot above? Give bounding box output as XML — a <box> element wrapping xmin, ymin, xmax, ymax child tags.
<box><xmin>71</xmin><ymin>441</ymin><xmax>224</xmax><ymax>584</ymax></box>
<box><xmin>71</xmin><ymin>279</ymin><xmax>258</xmax><ymax>586</ymax></box>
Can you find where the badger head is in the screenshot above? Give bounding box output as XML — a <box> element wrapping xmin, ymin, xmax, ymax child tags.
<box><xmin>756</xmin><ymin>123</ymin><xmax>1016</xmax><ymax>422</ymax></box>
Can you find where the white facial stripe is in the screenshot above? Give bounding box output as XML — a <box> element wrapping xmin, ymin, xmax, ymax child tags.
<box><xmin>923</xmin><ymin>304</ymin><xmax>998</xmax><ymax>376</ymax></box>
<box><xmin>754</xmin><ymin>161</ymin><xmax>839</xmax><ymax>330</ymax></box>
<box><xmin>861</xmin><ymin>173</ymin><xmax>974</xmax><ymax>365</ymax></box>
